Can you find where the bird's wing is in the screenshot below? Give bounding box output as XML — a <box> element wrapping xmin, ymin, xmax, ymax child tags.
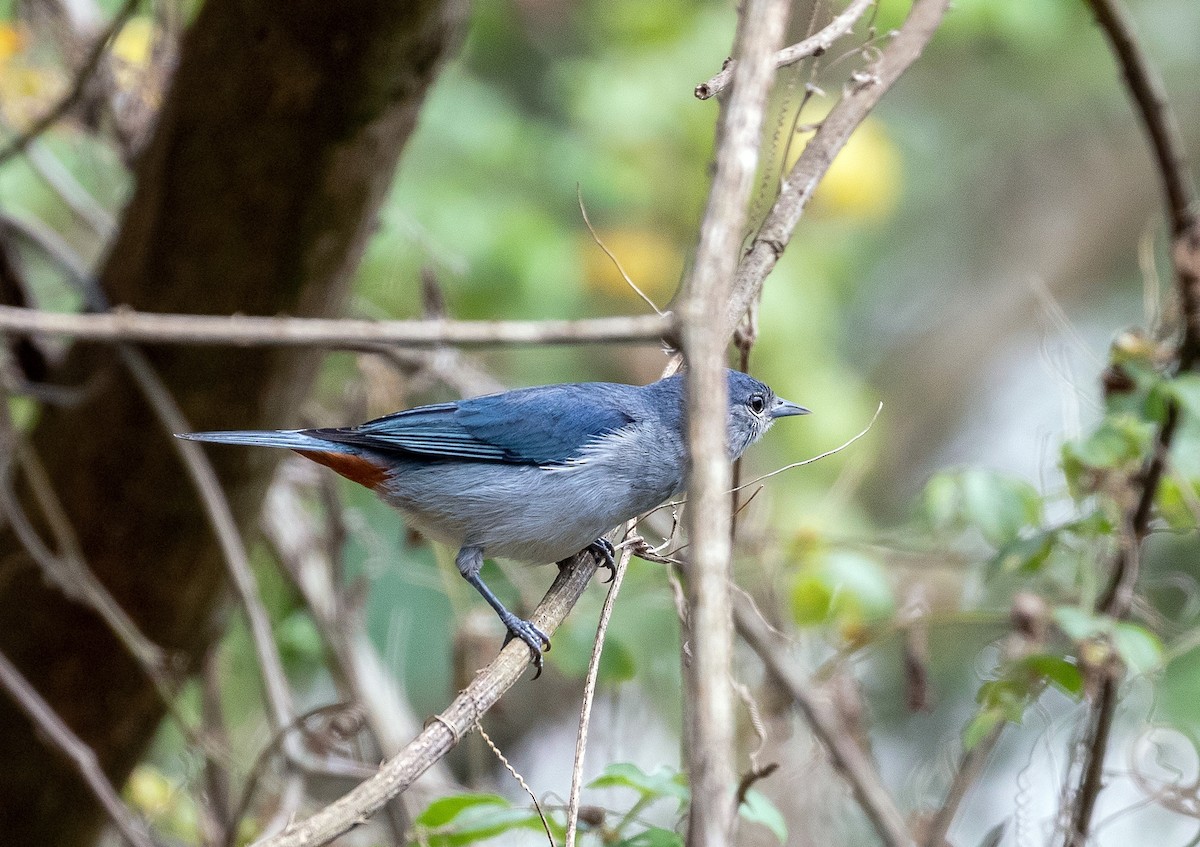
<box><xmin>311</xmin><ymin>384</ymin><xmax>637</xmax><ymax>464</ymax></box>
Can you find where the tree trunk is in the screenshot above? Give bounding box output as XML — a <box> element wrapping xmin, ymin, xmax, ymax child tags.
<box><xmin>0</xmin><ymin>1</ymin><xmax>464</xmax><ymax>843</ymax></box>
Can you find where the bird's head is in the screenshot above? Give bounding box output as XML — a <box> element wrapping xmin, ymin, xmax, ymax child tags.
<box><xmin>725</xmin><ymin>370</ymin><xmax>809</xmax><ymax>459</ymax></box>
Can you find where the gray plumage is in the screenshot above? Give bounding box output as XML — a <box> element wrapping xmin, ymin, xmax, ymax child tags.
<box><xmin>179</xmin><ymin>369</ymin><xmax>808</xmax><ymax>674</ymax></box>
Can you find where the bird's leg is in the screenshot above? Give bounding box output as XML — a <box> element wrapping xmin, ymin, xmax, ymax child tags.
<box><xmin>456</xmin><ymin>546</ymin><xmax>551</xmax><ymax>677</ymax></box>
<box><xmin>588</xmin><ymin>537</ymin><xmax>617</xmax><ymax>582</ymax></box>
<box><xmin>556</xmin><ymin>537</ymin><xmax>617</xmax><ymax>582</ymax></box>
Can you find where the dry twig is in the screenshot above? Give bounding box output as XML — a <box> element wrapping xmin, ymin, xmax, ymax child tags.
<box><xmin>723</xmin><ymin>0</ymin><xmax>951</xmax><ymax>339</ymax></box>
<box><xmin>0</xmin><ymin>304</ymin><xmax>672</xmax><ymax>350</ymax></box>
<box><xmin>733</xmin><ymin>599</ymin><xmax>912</xmax><ymax>847</ymax></box>
<box><xmin>695</xmin><ymin>0</ymin><xmax>875</xmax><ymax>100</ymax></box>
<box><xmin>565</xmin><ymin>528</ymin><xmax>634</xmax><ymax>847</ymax></box>
<box><xmin>253</xmin><ymin>551</ymin><xmax>603</xmax><ymax>847</ymax></box>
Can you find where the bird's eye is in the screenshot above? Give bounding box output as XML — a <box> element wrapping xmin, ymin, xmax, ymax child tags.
<box><xmin>748</xmin><ymin>394</ymin><xmax>767</xmax><ymax>415</ymax></box>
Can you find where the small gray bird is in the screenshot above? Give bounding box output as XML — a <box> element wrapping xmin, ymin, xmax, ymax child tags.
<box><xmin>180</xmin><ymin>369</ymin><xmax>808</xmax><ymax>674</ymax></box>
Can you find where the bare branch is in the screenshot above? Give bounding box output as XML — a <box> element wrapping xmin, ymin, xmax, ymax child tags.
<box><xmin>1063</xmin><ymin>1</ymin><xmax>1199</xmax><ymax>839</ymax></box>
<box><xmin>695</xmin><ymin>0</ymin><xmax>875</xmax><ymax>100</ymax></box>
<box><xmin>0</xmin><ymin>304</ymin><xmax>672</xmax><ymax>350</ymax></box>
<box><xmin>565</xmin><ymin>528</ymin><xmax>634</xmax><ymax>847</ymax></box>
<box><xmin>253</xmin><ymin>551</ymin><xmax>602</xmax><ymax>847</ymax></box>
<box><xmin>725</xmin><ymin>0</ymin><xmax>952</xmax><ymax>339</ymax></box>
<box><xmin>733</xmin><ymin>599</ymin><xmax>913</xmax><ymax>847</ymax></box>
<box><xmin>678</xmin><ymin>1</ymin><xmax>789</xmax><ymax>844</ymax></box>
<box><xmin>0</xmin><ymin>648</ymin><xmax>157</xmax><ymax>847</ymax></box>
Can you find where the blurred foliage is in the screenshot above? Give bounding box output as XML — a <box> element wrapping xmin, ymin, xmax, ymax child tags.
<box><xmin>3</xmin><ymin>0</ymin><xmax>1200</xmax><ymax>843</ymax></box>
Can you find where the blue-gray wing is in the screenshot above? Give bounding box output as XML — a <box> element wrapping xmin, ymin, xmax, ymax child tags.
<box><xmin>309</xmin><ymin>383</ymin><xmax>638</xmax><ymax>464</ymax></box>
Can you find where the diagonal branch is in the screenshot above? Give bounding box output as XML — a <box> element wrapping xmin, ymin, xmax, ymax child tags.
<box><xmin>724</xmin><ymin>0</ymin><xmax>951</xmax><ymax>339</ymax></box>
<box><xmin>0</xmin><ymin>649</ymin><xmax>156</xmax><ymax>847</ymax></box>
<box><xmin>734</xmin><ymin>599</ymin><xmax>913</xmax><ymax>847</ymax></box>
<box><xmin>253</xmin><ymin>552</ymin><xmax>602</xmax><ymax>847</ymax></box>
<box><xmin>695</xmin><ymin>0</ymin><xmax>875</xmax><ymax>100</ymax></box>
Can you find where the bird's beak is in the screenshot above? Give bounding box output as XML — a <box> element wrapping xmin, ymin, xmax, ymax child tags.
<box><xmin>771</xmin><ymin>397</ymin><xmax>811</xmax><ymax>418</ymax></box>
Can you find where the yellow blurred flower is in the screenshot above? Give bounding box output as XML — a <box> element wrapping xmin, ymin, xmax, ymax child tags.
<box><xmin>579</xmin><ymin>226</ymin><xmax>681</xmax><ymax>303</ymax></box>
<box><xmin>787</xmin><ymin>110</ymin><xmax>903</xmax><ymax>222</ymax></box>
<box><xmin>111</xmin><ymin>17</ymin><xmax>158</xmax><ymax>91</ymax></box>
<box><xmin>0</xmin><ymin>23</ymin><xmax>25</xmax><ymax>61</ymax></box>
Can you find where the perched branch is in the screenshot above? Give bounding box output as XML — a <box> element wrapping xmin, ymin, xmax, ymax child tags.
<box><xmin>724</xmin><ymin>0</ymin><xmax>951</xmax><ymax>339</ymax></box>
<box><xmin>0</xmin><ymin>648</ymin><xmax>156</xmax><ymax>847</ymax></box>
<box><xmin>254</xmin><ymin>552</ymin><xmax>602</xmax><ymax>847</ymax></box>
<box><xmin>0</xmin><ymin>0</ymin><xmax>138</xmax><ymax>166</ymax></box>
<box><xmin>678</xmin><ymin>1</ymin><xmax>789</xmax><ymax>845</ymax></box>
<box><xmin>734</xmin><ymin>599</ymin><xmax>913</xmax><ymax>847</ymax></box>
<box><xmin>695</xmin><ymin>0</ymin><xmax>875</xmax><ymax>100</ymax></box>
<box><xmin>0</xmin><ymin>304</ymin><xmax>672</xmax><ymax>350</ymax></box>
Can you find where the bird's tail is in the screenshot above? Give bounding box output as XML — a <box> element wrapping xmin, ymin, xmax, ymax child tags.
<box><xmin>176</xmin><ymin>430</ymin><xmax>352</xmax><ymax>452</ymax></box>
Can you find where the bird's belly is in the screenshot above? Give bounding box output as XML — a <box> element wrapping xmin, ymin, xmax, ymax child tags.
<box><xmin>378</xmin><ymin>459</ymin><xmax>677</xmax><ymax>564</ymax></box>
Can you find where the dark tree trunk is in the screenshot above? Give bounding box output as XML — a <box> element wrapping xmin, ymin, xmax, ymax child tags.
<box><xmin>0</xmin><ymin>1</ymin><xmax>464</xmax><ymax>843</ymax></box>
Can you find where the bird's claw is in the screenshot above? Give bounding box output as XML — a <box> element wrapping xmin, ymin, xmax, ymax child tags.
<box><xmin>587</xmin><ymin>537</ymin><xmax>617</xmax><ymax>582</ymax></box>
<box><xmin>501</xmin><ymin>614</ymin><xmax>552</xmax><ymax>679</ymax></box>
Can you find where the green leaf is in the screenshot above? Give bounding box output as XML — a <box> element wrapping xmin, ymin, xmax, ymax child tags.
<box><xmin>962</xmin><ymin>708</ymin><xmax>1004</xmax><ymax>751</ymax></box>
<box><xmin>425</xmin><ymin>806</ymin><xmax>546</xmax><ymax>846</ymax></box>
<box><xmin>739</xmin><ymin>789</ymin><xmax>787</xmax><ymax>844</ymax></box>
<box><xmin>1113</xmin><ymin>623</ymin><xmax>1163</xmax><ymax>674</ymax></box>
<box><xmin>960</xmin><ymin>469</ymin><xmax>1041</xmax><ymax>546</ymax></box>
<box><xmin>614</xmin><ymin>827</ymin><xmax>685</xmax><ymax>847</ymax></box>
<box><xmin>990</xmin><ymin>532</ymin><xmax>1054</xmax><ymax>576</ymax></box>
<box><xmin>1061</xmin><ymin>415</ymin><xmax>1155</xmax><ymax>495</ymax></box>
<box><xmin>416</xmin><ymin>794</ymin><xmax>510</xmax><ymax>829</ymax></box>
<box><xmin>1157</xmin><ymin>477</ymin><xmax>1200</xmax><ymax>531</ymax></box>
<box><xmin>1052</xmin><ymin>606</ymin><xmax>1106</xmax><ymax>642</ymax></box>
<box><xmin>791</xmin><ymin>552</ymin><xmax>894</xmax><ymax>628</ymax></box>
<box><xmin>1166</xmin><ymin>373</ymin><xmax>1200</xmax><ymax>419</ymax></box>
<box><xmin>1020</xmin><ymin>653</ymin><xmax>1083</xmax><ymax>697</ymax></box>
<box><xmin>588</xmin><ymin>763</ymin><xmax>689</xmax><ymax>803</ymax></box>
<box><xmin>920</xmin><ymin>469</ymin><xmax>1041</xmax><ymax>546</ymax></box>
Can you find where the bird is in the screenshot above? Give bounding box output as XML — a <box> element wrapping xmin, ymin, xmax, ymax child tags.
<box><xmin>179</xmin><ymin>369</ymin><xmax>809</xmax><ymax>675</ymax></box>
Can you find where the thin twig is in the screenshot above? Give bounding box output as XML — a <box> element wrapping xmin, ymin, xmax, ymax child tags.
<box><xmin>731</xmin><ymin>401</ymin><xmax>882</xmax><ymax>492</ymax></box>
<box><xmin>0</xmin><ymin>0</ymin><xmax>139</xmax><ymax>166</ymax></box>
<box><xmin>695</xmin><ymin>0</ymin><xmax>875</xmax><ymax>100</ymax></box>
<box><xmin>0</xmin><ymin>304</ymin><xmax>672</xmax><ymax>350</ymax></box>
<box><xmin>577</xmin><ymin>188</ymin><xmax>664</xmax><ymax>316</ymax></box>
<box><xmin>476</xmin><ymin>722</ymin><xmax>555</xmax><ymax>847</ymax></box>
<box><xmin>724</xmin><ymin>0</ymin><xmax>952</xmax><ymax>340</ymax></box>
<box><xmin>565</xmin><ymin>528</ymin><xmax>634</xmax><ymax>847</ymax></box>
<box><xmin>253</xmin><ymin>551</ymin><xmax>603</xmax><ymax>847</ymax></box>
<box><xmin>922</xmin><ymin>722</ymin><xmax>1004</xmax><ymax>847</ymax></box>
<box><xmin>733</xmin><ymin>597</ymin><xmax>913</xmax><ymax>847</ymax></box>
<box><xmin>678</xmin><ymin>1</ymin><xmax>790</xmax><ymax>844</ymax></box>
<box><xmin>0</xmin><ymin>647</ymin><xmax>157</xmax><ymax>847</ymax></box>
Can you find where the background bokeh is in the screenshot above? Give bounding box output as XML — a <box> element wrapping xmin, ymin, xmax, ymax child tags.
<box><xmin>3</xmin><ymin>0</ymin><xmax>1200</xmax><ymax>844</ymax></box>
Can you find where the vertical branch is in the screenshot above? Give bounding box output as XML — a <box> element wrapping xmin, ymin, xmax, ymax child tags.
<box><xmin>1063</xmin><ymin>2</ymin><xmax>1198</xmax><ymax>843</ymax></box>
<box><xmin>678</xmin><ymin>0</ymin><xmax>789</xmax><ymax>844</ymax></box>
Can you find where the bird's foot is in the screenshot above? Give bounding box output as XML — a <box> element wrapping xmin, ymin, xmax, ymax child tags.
<box><xmin>587</xmin><ymin>537</ymin><xmax>617</xmax><ymax>582</ymax></box>
<box><xmin>500</xmin><ymin>612</ymin><xmax>552</xmax><ymax>679</ymax></box>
